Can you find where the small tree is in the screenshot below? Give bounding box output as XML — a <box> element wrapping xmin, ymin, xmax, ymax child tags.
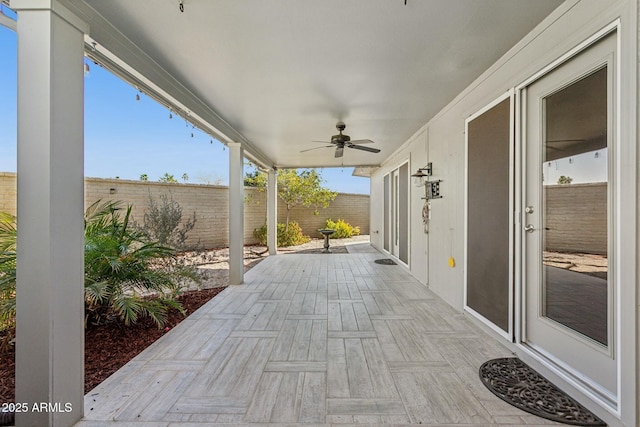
<box><xmin>139</xmin><ymin>192</ymin><xmax>197</xmax><ymax>251</ymax></box>
<box><xmin>158</xmin><ymin>173</ymin><xmax>178</xmax><ymax>183</ymax></box>
<box><xmin>557</xmin><ymin>175</ymin><xmax>573</xmax><ymax>185</ymax></box>
<box><xmin>245</xmin><ymin>168</ymin><xmax>337</xmax><ymax>230</ymax></box>
<box><xmin>182</xmin><ymin>173</ymin><xmax>189</xmax><ymax>182</ymax></box>
<box><xmin>244</xmin><ymin>169</ymin><xmax>266</xmax><ymax>187</ymax></box>
<box><xmin>140</xmin><ymin>173</ymin><xmax>148</xmax><ymax>181</ymax></box>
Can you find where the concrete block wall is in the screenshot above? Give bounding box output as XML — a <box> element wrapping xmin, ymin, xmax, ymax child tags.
<box><xmin>273</xmin><ymin>193</ymin><xmax>370</xmax><ymax>240</ymax></box>
<box><xmin>0</xmin><ymin>173</ymin><xmax>16</xmax><ymax>215</ymax></box>
<box><xmin>0</xmin><ymin>173</ymin><xmax>369</xmax><ymax>248</ymax></box>
<box><xmin>288</xmin><ymin>192</ymin><xmax>370</xmax><ymax>238</ymax></box>
<box><xmin>544</xmin><ymin>183</ymin><xmax>607</xmax><ymax>255</ymax></box>
<box><xmin>84</xmin><ymin>177</ymin><xmax>232</xmax><ymax>248</ymax></box>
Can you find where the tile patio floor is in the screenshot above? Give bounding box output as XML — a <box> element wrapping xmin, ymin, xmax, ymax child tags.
<box><xmin>76</xmin><ymin>243</ymin><xmax>563</xmax><ymax>426</ymax></box>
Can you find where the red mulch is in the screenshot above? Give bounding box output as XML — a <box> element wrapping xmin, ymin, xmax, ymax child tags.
<box><xmin>0</xmin><ymin>287</ymin><xmax>226</xmax><ymax>403</ymax></box>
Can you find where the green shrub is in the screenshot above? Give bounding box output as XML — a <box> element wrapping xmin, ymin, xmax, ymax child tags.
<box><xmin>253</xmin><ymin>221</ymin><xmax>311</xmax><ymax>247</ymax></box>
<box><xmin>0</xmin><ymin>212</ymin><xmax>16</xmax><ymax>352</ymax></box>
<box><xmin>0</xmin><ymin>201</ymin><xmax>200</xmax><ymax>350</ymax></box>
<box><xmin>83</xmin><ymin>200</ymin><xmax>198</xmax><ymax>327</ymax></box>
<box><xmin>138</xmin><ymin>192</ymin><xmax>197</xmax><ymax>251</ymax></box>
<box><xmin>324</xmin><ymin>218</ymin><xmax>360</xmax><ymax>239</ymax></box>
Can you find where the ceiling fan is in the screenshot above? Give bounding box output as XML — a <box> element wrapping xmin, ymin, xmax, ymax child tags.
<box><xmin>301</xmin><ymin>121</ymin><xmax>381</xmax><ymax>158</ymax></box>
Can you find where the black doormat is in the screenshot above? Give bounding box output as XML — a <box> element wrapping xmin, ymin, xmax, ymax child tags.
<box><xmin>374</xmin><ymin>258</ymin><xmax>396</xmax><ymax>265</ymax></box>
<box><xmin>0</xmin><ymin>409</ymin><xmax>14</xmax><ymax>427</ymax></box>
<box><xmin>479</xmin><ymin>358</ymin><xmax>606</xmax><ymax>426</ymax></box>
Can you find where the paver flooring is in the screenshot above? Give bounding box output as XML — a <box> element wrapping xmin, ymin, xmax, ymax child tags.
<box><xmin>76</xmin><ymin>243</ymin><xmax>563</xmax><ymax>426</ymax></box>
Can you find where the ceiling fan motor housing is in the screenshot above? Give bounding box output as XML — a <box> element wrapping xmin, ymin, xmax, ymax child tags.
<box><xmin>332</xmin><ymin>134</ymin><xmax>350</xmax><ymax>144</ymax></box>
<box><xmin>332</xmin><ymin>121</ymin><xmax>350</xmax><ymax>144</ymax></box>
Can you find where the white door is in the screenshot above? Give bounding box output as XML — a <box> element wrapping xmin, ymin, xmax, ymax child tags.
<box><xmin>522</xmin><ymin>32</ymin><xmax>616</xmax><ymax>399</ymax></box>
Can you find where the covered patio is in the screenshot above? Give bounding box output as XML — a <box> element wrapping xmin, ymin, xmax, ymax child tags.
<box><xmin>76</xmin><ymin>244</ymin><xmax>551</xmax><ymax>426</ymax></box>
<box><xmin>4</xmin><ymin>0</ymin><xmax>638</xmax><ymax>426</ymax></box>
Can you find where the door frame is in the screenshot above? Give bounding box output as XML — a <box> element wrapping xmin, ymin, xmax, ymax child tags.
<box><xmin>463</xmin><ymin>90</ymin><xmax>515</xmax><ymax>341</ymax></box>
<box><xmin>514</xmin><ymin>20</ymin><xmax>631</xmax><ymax>416</ymax></box>
<box><xmin>391</xmin><ymin>168</ymin><xmax>400</xmax><ymax>257</ymax></box>
<box><xmin>383</xmin><ymin>159</ymin><xmax>410</xmax><ymax>267</ymax></box>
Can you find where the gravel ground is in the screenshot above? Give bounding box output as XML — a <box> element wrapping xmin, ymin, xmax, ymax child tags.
<box><xmin>182</xmin><ymin>235</ymin><xmax>371</xmax><ymax>290</ymax></box>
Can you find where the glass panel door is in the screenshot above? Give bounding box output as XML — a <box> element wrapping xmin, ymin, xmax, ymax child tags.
<box><xmin>523</xmin><ymin>32</ymin><xmax>616</xmax><ymax>397</ymax></box>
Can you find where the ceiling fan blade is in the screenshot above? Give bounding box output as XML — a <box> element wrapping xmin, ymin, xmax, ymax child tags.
<box><xmin>349</xmin><ymin>144</ymin><xmax>380</xmax><ymax>153</ymax></box>
<box><xmin>348</xmin><ymin>139</ymin><xmax>374</xmax><ymax>145</ymax></box>
<box><xmin>300</xmin><ymin>145</ymin><xmax>332</xmax><ymax>153</ymax></box>
<box><xmin>311</xmin><ymin>140</ymin><xmax>332</xmax><ymax>144</ymax></box>
<box><xmin>334</xmin><ymin>146</ymin><xmax>344</xmax><ymax>158</ymax></box>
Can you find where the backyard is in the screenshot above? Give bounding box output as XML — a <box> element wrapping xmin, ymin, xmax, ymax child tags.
<box><xmin>0</xmin><ymin>236</ymin><xmax>369</xmax><ymax>407</ymax></box>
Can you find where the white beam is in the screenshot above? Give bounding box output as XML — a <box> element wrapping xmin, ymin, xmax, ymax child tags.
<box><xmin>267</xmin><ymin>169</ymin><xmax>278</xmax><ymax>255</ymax></box>
<box><xmin>228</xmin><ymin>142</ymin><xmax>244</xmax><ymax>285</ymax></box>
<box><xmin>0</xmin><ymin>9</ymin><xmax>16</xmax><ymax>31</ymax></box>
<box><xmin>58</xmin><ymin>0</ymin><xmax>275</xmax><ymax>170</ymax></box>
<box><xmin>13</xmin><ymin>1</ymin><xmax>86</xmax><ymax>426</ymax></box>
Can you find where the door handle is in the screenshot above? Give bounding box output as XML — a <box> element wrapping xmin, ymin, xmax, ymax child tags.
<box><xmin>524</xmin><ymin>224</ymin><xmax>535</xmax><ymax>233</ymax></box>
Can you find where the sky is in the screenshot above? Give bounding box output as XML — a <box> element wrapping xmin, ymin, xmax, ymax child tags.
<box><xmin>0</xmin><ymin>21</ymin><xmax>370</xmax><ymax>194</ymax></box>
<box><xmin>543</xmin><ymin>148</ymin><xmax>607</xmax><ymax>185</ymax></box>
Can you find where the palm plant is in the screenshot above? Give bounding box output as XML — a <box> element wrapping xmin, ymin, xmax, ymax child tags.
<box><xmin>0</xmin><ymin>212</ymin><xmax>16</xmax><ymax>351</ymax></box>
<box><xmin>83</xmin><ymin>200</ymin><xmax>198</xmax><ymax>327</ymax></box>
<box><xmin>0</xmin><ymin>200</ymin><xmax>200</xmax><ymax>350</ymax></box>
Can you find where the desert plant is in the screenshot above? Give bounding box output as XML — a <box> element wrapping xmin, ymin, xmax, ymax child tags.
<box><xmin>0</xmin><ymin>212</ymin><xmax>16</xmax><ymax>351</ymax></box>
<box><xmin>0</xmin><ymin>201</ymin><xmax>200</xmax><ymax>349</ymax></box>
<box><xmin>138</xmin><ymin>192</ymin><xmax>197</xmax><ymax>251</ymax></box>
<box><xmin>253</xmin><ymin>221</ymin><xmax>311</xmax><ymax>247</ymax></box>
<box><xmin>324</xmin><ymin>218</ymin><xmax>360</xmax><ymax>239</ymax></box>
<box><xmin>83</xmin><ymin>200</ymin><xmax>199</xmax><ymax>327</ymax></box>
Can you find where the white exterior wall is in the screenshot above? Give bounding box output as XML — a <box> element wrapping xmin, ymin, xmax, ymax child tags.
<box><xmin>374</xmin><ymin>0</ymin><xmax>635</xmax><ymax>311</ymax></box>
<box><xmin>370</xmin><ymin>130</ymin><xmax>428</xmax><ymax>284</ymax></box>
<box><xmin>371</xmin><ymin>0</ymin><xmax>638</xmax><ymax>425</ymax></box>
<box><xmin>409</xmin><ymin>131</ymin><xmax>428</xmax><ymax>284</ymax></box>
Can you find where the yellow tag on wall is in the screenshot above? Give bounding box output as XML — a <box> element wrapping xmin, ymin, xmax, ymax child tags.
<box><xmin>448</xmin><ymin>256</ymin><xmax>455</xmax><ymax>268</ymax></box>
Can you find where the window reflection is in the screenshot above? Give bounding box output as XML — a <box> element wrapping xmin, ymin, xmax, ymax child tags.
<box><xmin>542</xmin><ymin>67</ymin><xmax>608</xmax><ymax>346</ymax></box>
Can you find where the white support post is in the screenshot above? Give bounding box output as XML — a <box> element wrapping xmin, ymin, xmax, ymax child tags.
<box><xmin>12</xmin><ymin>1</ymin><xmax>87</xmax><ymax>426</ymax></box>
<box><xmin>228</xmin><ymin>142</ymin><xmax>244</xmax><ymax>285</ymax></box>
<box><xmin>267</xmin><ymin>169</ymin><xmax>278</xmax><ymax>255</ymax></box>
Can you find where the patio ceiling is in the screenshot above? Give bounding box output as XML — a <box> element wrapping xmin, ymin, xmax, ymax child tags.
<box><xmin>72</xmin><ymin>0</ymin><xmax>563</xmax><ymax>169</ymax></box>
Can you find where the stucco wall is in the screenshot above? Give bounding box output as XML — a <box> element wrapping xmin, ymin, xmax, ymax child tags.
<box><xmin>0</xmin><ymin>172</ymin><xmax>369</xmax><ymax>248</ymax></box>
